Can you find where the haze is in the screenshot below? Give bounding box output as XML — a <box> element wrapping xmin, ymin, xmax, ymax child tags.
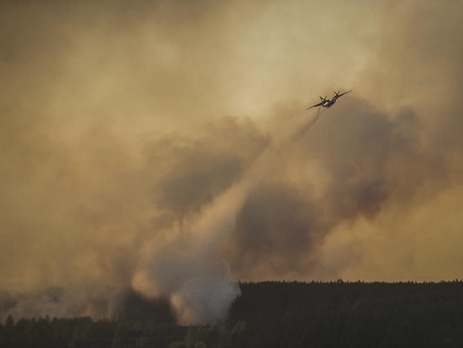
<box><xmin>1</xmin><ymin>0</ymin><xmax>463</xmax><ymax>324</ymax></box>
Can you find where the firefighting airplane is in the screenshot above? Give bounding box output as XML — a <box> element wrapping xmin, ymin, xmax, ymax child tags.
<box><xmin>306</xmin><ymin>90</ymin><xmax>352</xmax><ymax>110</ymax></box>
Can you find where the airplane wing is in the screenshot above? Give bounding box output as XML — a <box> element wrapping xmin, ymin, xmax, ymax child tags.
<box><xmin>307</xmin><ymin>101</ymin><xmax>324</xmax><ymax>110</ymax></box>
<box><xmin>337</xmin><ymin>90</ymin><xmax>352</xmax><ymax>98</ymax></box>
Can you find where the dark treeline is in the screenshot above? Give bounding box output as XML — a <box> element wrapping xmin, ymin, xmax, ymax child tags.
<box><xmin>228</xmin><ymin>280</ymin><xmax>463</xmax><ymax>348</ymax></box>
<box><xmin>1</xmin><ymin>280</ymin><xmax>463</xmax><ymax>347</ymax></box>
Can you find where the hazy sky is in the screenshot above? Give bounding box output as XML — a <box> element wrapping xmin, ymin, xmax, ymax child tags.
<box><xmin>1</xmin><ymin>0</ymin><xmax>463</xmax><ymax>324</ymax></box>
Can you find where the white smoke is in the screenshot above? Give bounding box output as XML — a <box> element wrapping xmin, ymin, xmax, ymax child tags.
<box><xmin>131</xmin><ymin>180</ymin><xmax>250</xmax><ymax>325</ymax></box>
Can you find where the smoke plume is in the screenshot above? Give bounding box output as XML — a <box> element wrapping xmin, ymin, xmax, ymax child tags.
<box><xmin>1</xmin><ymin>0</ymin><xmax>463</xmax><ymax>324</ymax></box>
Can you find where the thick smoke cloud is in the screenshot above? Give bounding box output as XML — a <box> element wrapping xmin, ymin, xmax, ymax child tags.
<box><xmin>225</xmin><ymin>98</ymin><xmax>444</xmax><ymax>280</ymax></box>
<box><xmin>1</xmin><ymin>0</ymin><xmax>463</xmax><ymax>324</ymax></box>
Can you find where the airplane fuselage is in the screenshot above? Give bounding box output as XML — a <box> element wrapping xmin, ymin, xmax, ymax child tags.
<box><xmin>322</xmin><ymin>98</ymin><xmax>337</xmax><ymax>107</ymax></box>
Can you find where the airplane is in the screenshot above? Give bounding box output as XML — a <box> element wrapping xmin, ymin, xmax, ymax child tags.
<box><xmin>306</xmin><ymin>90</ymin><xmax>352</xmax><ymax>110</ymax></box>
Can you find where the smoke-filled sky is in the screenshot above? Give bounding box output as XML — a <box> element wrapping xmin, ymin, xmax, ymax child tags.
<box><xmin>1</xmin><ymin>0</ymin><xmax>463</xmax><ymax>324</ymax></box>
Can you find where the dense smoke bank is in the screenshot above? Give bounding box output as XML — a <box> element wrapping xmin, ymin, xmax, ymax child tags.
<box><xmin>1</xmin><ymin>0</ymin><xmax>463</xmax><ymax>324</ymax></box>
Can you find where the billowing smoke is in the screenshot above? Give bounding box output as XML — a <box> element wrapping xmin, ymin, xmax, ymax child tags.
<box><xmin>1</xmin><ymin>0</ymin><xmax>463</xmax><ymax>324</ymax></box>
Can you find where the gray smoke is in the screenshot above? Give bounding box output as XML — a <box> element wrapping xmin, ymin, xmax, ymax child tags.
<box><xmin>1</xmin><ymin>0</ymin><xmax>463</xmax><ymax>324</ymax></box>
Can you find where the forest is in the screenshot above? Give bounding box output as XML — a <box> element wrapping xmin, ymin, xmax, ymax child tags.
<box><xmin>1</xmin><ymin>280</ymin><xmax>463</xmax><ymax>348</ymax></box>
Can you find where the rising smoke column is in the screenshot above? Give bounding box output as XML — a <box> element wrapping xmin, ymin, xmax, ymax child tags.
<box><xmin>131</xmin><ymin>119</ymin><xmax>269</xmax><ymax>325</ymax></box>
